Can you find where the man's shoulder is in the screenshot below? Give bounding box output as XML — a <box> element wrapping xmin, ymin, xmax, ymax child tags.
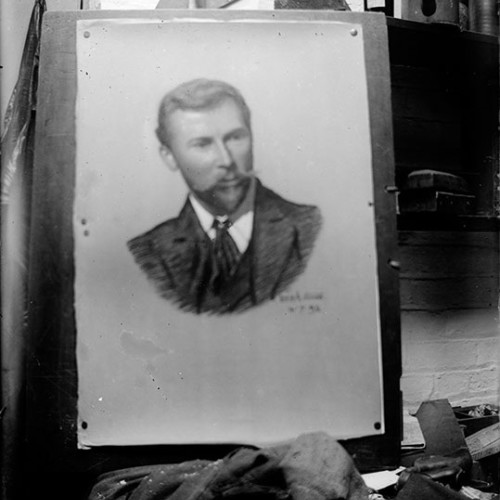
<box><xmin>256</xmin><ymin>181</ymin><xmax>321</xmax><ymax>221</ymax></box>
<box><xmin>126</xmin><ymin>202</ymin><xmax>197</xmax><ymax>257</ymax></box>
<box><xmin>128</xmin><ymin>218</ymin><xmax>179</xmax><ymax>248</ymax></box>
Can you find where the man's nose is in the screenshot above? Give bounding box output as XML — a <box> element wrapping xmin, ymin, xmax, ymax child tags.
<box><xmin>214</xmin><ymin>140</ymin><xmax>233</xmax><ymax>168</ymax></box>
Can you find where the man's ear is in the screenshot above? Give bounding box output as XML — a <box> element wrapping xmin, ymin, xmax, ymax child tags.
<box><xmin>159</xmin><ymin>145</ymin><xmax>178</xmax><ymax>172</ymax></box>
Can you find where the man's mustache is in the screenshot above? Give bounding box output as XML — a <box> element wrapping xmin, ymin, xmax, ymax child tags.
<box><xmin>238</xmin><ymin>170</ymin><xmax>258</xmax><ymax>179</ymax></box>
<box><xmin>217</xmin><ymin>169</ymin><xmax>258</xmax><ymax>181</ymax></box>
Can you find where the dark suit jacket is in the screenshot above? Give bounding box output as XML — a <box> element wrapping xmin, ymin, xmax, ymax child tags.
<box><xmin>127</xmin><ymin>180</ymin><xmax>322</xmax><ymax>314</ymax></box>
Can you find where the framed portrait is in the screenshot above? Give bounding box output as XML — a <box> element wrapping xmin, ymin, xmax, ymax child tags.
<box><xmin>26</xmin><ymin>9</ymin><xmax>401</xmax><ymax>496</ymax></box>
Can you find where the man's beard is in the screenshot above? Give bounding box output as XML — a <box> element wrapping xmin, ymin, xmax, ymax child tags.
<box><xmin>194</xmin><ymin>174</ymin><xmax>253</xmax><ymax>216</ymax></box>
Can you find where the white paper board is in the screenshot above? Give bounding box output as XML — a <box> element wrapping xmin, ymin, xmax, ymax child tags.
<box><xmin>75</xmin><ymin>17</ymin><xmax>384</xmax><ymax>447</ymax></box>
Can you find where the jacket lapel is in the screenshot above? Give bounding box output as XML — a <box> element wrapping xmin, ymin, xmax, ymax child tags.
<box><xmin>154</xmin><ymin>187</ymin><xmax>306</xmax><ymax>311</ymax></box>
<box><xmin>252</xmin><ymin>183</ymin><xmax>301</xmax><ymax>305</ymax></box>
<box><xmin>154</xmin><ymin>199</ymin><xmax>211</xmax><ymax>298</ymax></box>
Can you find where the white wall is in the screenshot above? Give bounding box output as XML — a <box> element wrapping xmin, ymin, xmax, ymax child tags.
<box><xmin>398</xmin><ymin>230</ymin><xmax>500</xmax><ymax>414</ymax></box>
<box><xmin>402</xmin><ymin>309</ymin><xmax>499</xmax><ymax>412</ymax></box>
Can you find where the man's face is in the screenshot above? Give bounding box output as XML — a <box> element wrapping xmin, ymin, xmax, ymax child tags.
<box><xmin>160</xmin><ymin>98</ymin><xmax>253</xmax><ymax>216</ymax></box>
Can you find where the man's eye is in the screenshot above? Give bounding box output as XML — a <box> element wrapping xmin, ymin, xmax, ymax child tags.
<box><xmin>228</xmin><ymin>131</ymin><xmax>247</xmax><ymax>142</ymax></box>
<box><xmin>192</xmin><ymin>139</ymin><xmax>211</xmax><ymax>148</ymax></box>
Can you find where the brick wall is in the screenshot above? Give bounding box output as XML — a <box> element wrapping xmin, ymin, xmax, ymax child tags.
<box><xmin>398</xmin><ymin>231</ymin><xmax>500</xmax><ymax>412</ymax></box>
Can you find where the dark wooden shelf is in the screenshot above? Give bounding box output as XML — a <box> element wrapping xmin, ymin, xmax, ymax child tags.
<box><xmin>387</xmin><ymin>17</ymin><xmax>499</xmax><ymax>230</ymax></box>
<box><xmin>398</xmin><ymin>213</ymin><xmax>500</xmax><ymax>231</ymax></box>
<box><xmin>387</xmin><ymin>17</ymin><xmax>499</xmax><ymax>44</ymax></box>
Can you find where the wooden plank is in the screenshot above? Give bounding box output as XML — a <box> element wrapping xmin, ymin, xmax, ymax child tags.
<box><xmin>393</xmin><ymin>117</ymin><xmax>461</xmax><ymax>155</ymax></box>
<box><xmin>399</xmin><ymin>249</ymin><xmax>497</xmax><ymax>278</ymax></box>
<box><xmin>388</xmin><ymin>21</ymin><xmax>462</xmax><ymax>70</ymax></box>
<box><xmin>350</xmin><ymin>10</ymin><xmax>402</xmax><ymax>471</ymax></box>
<box><xmin>391</xmin><ymin>65</ymin><xmax>458</xmax><ymax>91</ymax></box>
<box><xmin>391</xmin><ymin>69</ymin><xmax>461</xmax><ymax>132</ymax></box>
<box><xmin>395</xmin><ymin>154</ymin><xmax>464</xmax><ymax>175</ymax></box>
<box><xmin>397</xmin><ymin>214</ymin><xmax>500</xmax><ymax>231</ymax></box>
<box><xmin>25</xmin><ymin>9</ymin><xmax>81</xmax><ymax>497</ymax></box>
<box><xmin>398</xmin><ymin>230</ymin><xmax>499</xmax><ymax>310</ymax></box>
<box><xmin>400</xmin><ymin>276</ymin><xmax>498</xmax><ymax>310</ymax></box>
<box><xmin>398</xmin><ymin>230</ymin><xmax>500</xmax><ymax>247</ymax></box>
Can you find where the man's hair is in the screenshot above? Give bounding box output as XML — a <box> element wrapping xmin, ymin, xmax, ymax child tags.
<box><xmin>156</xmin><ymin>78</ymin><xmax>252</xmax><ymax>147</ymax></box>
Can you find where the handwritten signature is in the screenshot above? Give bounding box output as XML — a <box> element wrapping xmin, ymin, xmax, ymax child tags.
<box><xmin>278</xmin><ymin>291</ymin><xmax>324</xmax><ymax>314</ymax></box>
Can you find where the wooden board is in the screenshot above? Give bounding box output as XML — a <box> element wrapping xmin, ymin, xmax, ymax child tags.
<box><xmin>399</xmin><ymin>230</ymin><xmax>499</xmax><ymax>311</ymax></box>
<box><xmin>25</xmin><ymin>10</ymin><xmax>401</xmax><ymax>500</ymax></box>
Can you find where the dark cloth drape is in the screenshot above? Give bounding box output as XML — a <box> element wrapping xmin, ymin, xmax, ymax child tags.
<box><xmin>89</xmin><ymin>432</ymin><xmax>370</xmax><ymax>500</ymax></box>
<box><xmin>1</xmin><ymin>2</ymin><xmax>46</xmax><ymax>500</ymax></box>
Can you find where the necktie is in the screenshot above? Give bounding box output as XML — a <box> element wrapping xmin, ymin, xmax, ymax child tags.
<box><xmin>210</xmin><ymin>218</ymin><xmax>241</xmax><ymax>294</ymax></box>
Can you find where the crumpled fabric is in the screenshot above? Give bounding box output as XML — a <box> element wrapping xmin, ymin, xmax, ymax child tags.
<box><xmin>395</xmin><ymin>473</ymin><xmax>472</xmax><ymax>500</ymax></box>
<box><xmin>89</xmin><ymin>432</ymin><xmax>370</xmax><ymax>500</ymax></box>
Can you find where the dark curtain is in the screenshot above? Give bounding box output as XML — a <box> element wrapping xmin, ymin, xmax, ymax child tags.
<box><xmin>1</xmin><ymin>1</ymin><xmax>47</xmax><ymax>499</ymax></box>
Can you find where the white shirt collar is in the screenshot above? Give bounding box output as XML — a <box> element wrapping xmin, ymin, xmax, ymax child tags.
<box><xmin>188</xmin><ymin>179</ymin><xmax>255</xmax><ymax>254</ymax></box>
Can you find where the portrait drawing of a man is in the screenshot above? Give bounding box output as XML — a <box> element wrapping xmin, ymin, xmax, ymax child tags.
<box><xmin>127</xmin><ymin>79</ymin><xmax>322</xmax><ymax>314</ymax></box>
